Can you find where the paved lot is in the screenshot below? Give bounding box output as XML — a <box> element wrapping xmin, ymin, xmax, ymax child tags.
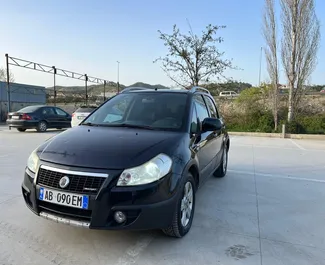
<box><xmin>0</xmin><ymin>125</ymin><xmax>325</xmax><ymax>265</ymax></box>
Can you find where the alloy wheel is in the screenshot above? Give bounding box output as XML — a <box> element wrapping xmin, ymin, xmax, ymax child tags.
<box><xmin>180</xmin><ymin>181</ymin><xmax>193</xmax><ymax>227</ymax></box>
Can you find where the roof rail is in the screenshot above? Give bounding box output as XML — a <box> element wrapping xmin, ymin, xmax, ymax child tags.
<box><xmin>120</xmin><ymin>87</ymin><xmax>153</xmax><ymax>93</ymax></box>
<box><xmin>189</xmin><ymin>86</ymin><xmax>211</xmax><ymax>95</ymax></box>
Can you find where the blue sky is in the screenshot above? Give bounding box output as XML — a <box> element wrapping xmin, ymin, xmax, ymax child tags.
<box><xmin>0</xmin><ymin>0</ymin><xmax>324</xmax><ymax>88</ymax></box>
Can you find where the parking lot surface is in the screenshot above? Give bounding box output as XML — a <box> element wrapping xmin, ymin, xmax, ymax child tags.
<box><xmin>0</xmin><ymin>125</ymin><xmax>325</xmax><ymax>265</ymax></box>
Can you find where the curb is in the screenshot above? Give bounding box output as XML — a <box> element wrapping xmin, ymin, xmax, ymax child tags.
<box><xmin>228</xmin><ymin>131</ymin><xmax>325</xmax><ymax>140</ymax></box>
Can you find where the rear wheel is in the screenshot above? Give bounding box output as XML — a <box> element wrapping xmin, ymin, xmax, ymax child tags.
<box><xmin>37</xmin><ymin>121</ymin><xmax>48</xmax><ymax>132</ymax></box>
<box><xmin>162</xmin><ymin>172</ymin><xmax>196</xmax><ymax>238</ymax></box>
<box><xmin>17</xmin><ymin>128</ymin><xmax>26</xmax><ymax>132</ymax></box>
<box><xmin>213</xmin><ymin>145</ymin><xmax>228</xmax><ymax>178</ymax></box>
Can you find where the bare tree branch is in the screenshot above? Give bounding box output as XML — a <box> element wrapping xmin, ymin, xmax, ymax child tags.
<box><xmin>262</xmin><ymin>0</ymin><xmax>279</xmax><ymax>131</ymax></box>
<box><xmin>154</xmin><ymin>24</ymin><xmax>237</xmax><ymax>87</ymax></box>
<box><xmin>280</xmin><ymin>0</ymin><xmax>320</xmax><ymax>121</ymax></box>
<box><xmin>0</xmin><ymin>67</ymin><xmax>15</xmax><ymax>83</ymax></box>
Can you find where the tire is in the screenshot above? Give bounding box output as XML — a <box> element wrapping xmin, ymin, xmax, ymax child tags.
<box><xmin>162</xmin><ymin>172</ymin><xmax>196</xmax><ymax>238</ymax></box>
<box><xmin>37</xmin><ymin>121</ymin><xmax>48</xmax><ymax>132</ymax></box>
<box><xmin>213</xmin><ymin>145</ymin><xmax>228</xmax><ymax>178</ymax></box>
<box><xmin>17</xmin><ymin>128</ymin><xmax>26</xmax><ymax>132</ymax></box>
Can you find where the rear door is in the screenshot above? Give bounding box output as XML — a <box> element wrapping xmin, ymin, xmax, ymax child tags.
<box><xmin>54</xmin><ymin>107</ymin><xmax>71</xmax><ymax>128</ymax></box>
<box><xmin>40</xmin><ymin>107</ymin><xmax>58</xmax><ymax>128</ymax></box>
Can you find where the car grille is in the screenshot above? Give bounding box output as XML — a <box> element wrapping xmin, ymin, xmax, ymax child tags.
<box><xmin>37</xmin><ymin>167</ymin><xmax>106</xmax><ymax>195</ymax></box>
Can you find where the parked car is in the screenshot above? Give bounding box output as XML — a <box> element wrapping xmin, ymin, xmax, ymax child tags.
<box><xmin>320</xmin><ymin>89</ymin><xmax>325</xmax><ymax>93</ymax></box>
<box><xmin>7</xmin><ymin>105</ymin><xmax>71</xmax><ymax>132</ymax></box>
<box><xmin>219</xmin><ymin>91</ymin><xmax>238</xmax><ymax>98</ymax></box>
<box><xmin>22</xmin><ymin>86</ymin><xmax>230</xmax><ymax>238</ymax></box>
<box><xmin>71</xmin><ymin>106</ymin><xmax>97</xmax><ymax>127</ymax></box>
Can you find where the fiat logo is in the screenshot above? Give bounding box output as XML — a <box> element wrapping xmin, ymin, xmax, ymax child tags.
<box><xmin>59</xmin><ymin>176</ymin><xmax>70</xmax><ymax>189</ymax></box>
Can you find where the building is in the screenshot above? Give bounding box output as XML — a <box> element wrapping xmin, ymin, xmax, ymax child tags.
<box><xmin>0</xmin><ymin>81</ymin><xmax>46</xmax><ymax>121</ymax></box>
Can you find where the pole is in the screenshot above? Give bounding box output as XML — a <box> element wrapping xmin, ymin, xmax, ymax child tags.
<box><xmin>5</xmin><ymin>54</ymin><xmax>10</xmax><ymax>113</ymax></box>
<box><xmin>85</xmin><ymin>74</ymin><xmax>88</xmax><ymax>106</ymax></box>
<box><xmin>258</xmin><ymin>47</ymin><xmax>262</xmax><ymax>87</ymax></box>
<box><xmin>117</xmin><ymin>61</ymin><xmax>120</xmax><ymax>93</ymax></box>
<box><xmin>53</xmin><ymin>66</ymin><xmax>57</xmax><ymax>106</ymax></box>
<box><xmin>103</xmin><ymin>81</ymin><xmax>106</xmax><ymax>101</ymax></box>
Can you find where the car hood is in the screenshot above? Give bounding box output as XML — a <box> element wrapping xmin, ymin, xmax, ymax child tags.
<box><xmin>38</xmin><ymin>126</ymin><xmax>182</xmax><ymax>169</ymax></box>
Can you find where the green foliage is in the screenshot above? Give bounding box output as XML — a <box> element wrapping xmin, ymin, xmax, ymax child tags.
<box><xmin>225</xmin><ymin>109</ymin><xmax>274</xmax><ymax>133</ymax></box>
<box><xmin>284</xmin><ymin>114</ymin><xmax>325</xmax><ymax>134</ymax></box>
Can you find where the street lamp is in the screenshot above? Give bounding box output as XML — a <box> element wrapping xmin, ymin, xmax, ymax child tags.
<box><xmin>117</xmin><ymin>61</ymin><xmax>120</xmax><ymax>93</ymax></box>
<box><xmin>258</xmin><ymin>47</ymin><xmax>263</xmax><ymax>87</ymax></box>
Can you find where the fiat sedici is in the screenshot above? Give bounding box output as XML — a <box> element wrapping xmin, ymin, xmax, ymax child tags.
<box><xmin>22</xmin><ymin>86</ymin><xmax>230</xmax><ymax>238</ymax></box>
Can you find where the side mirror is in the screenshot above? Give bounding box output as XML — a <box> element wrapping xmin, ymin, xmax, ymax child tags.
<box><xmin>202</xmin><ymin>117</ymin><xmax>223</xmax><ymax>132</ymax></box>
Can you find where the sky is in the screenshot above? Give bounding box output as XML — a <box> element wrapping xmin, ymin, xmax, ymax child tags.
<box><xmin>0</xmin><ymin>0</ymin><xmax>324</xmax><ymax>88</ymax></box>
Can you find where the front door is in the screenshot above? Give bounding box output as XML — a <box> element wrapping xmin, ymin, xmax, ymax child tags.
<box><xmin>54</xmin><ymin>107</ymin><xmax>71</xmax><ymax>128</ymax></box>
<box><xmin>191</xmin><ymin>94</ymin><xmax>219</xmax><ymax>181</ymax></box>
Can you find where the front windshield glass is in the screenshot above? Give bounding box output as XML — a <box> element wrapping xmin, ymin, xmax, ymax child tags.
<box><xmin>82</xmin><ymin>92</ymin><xmax>188</xmax><ymax>131</ymax></box>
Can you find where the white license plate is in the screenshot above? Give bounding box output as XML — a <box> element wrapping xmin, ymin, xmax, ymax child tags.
<box><xmin>39</xmin><ymin>187</ymin><xmax>89</xmax><ymax>209</ymax></box>
<box><xmin>12</xmin><ymin>116</ymin><xmax>20</xmax><ymax>120</ymax></box>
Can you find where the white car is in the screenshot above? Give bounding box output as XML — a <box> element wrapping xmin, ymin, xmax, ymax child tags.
<box><xmin>219</xmin><ymin>91</ymin><xmax>238</xmax><ymax>98</ymax></box>
<box><xmin>71</xmin><ymin>106</ymin><xmax>97</xmax><ymax>127</ymax></box>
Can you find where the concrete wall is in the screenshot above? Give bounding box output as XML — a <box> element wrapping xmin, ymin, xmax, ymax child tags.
<box><xmin>0</xmin><ymin>81</ymin><xmax>46</xmax><ymax>121</ymax></box>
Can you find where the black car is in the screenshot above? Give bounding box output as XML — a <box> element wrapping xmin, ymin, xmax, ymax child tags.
<box><xmin>22</xmin><ymin>87</ymin><xmax>230</xmax><ymax>238</ymax></box>
<box><xmin>7</xmin><ymin>105</ymin><xmax>72</xmax><ymax>132</ymax></box>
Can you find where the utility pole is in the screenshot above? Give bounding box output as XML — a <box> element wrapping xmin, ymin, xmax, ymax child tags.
<box><xmin>258</xmin><ymin>47</ymin><xmax>263</xmax><ymax>87</ymax></box>
<box><xmin>117</xmin><ymin>61</ymin><xmax>120</xmax><ymax>93</ymax></box>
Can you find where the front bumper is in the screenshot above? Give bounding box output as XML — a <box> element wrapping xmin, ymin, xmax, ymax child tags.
<box><xmin>22</xmin><ymin>162</ymin><xmax>181</xmax><ymax>230</ymax></box>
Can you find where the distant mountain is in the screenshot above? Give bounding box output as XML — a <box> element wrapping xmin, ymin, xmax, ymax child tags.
<box><xmin>46</xmin><ymin>81</ymin><xmax>169</xmax><ymax>95</ymax></box>
<box><xmin>127</xmin><ymin>82</ymin><xmax>170</xmax><ymax>90</ymax></box>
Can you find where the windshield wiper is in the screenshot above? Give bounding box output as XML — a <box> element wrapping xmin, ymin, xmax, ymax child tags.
<box><xmin>81</xmin><ymin>122</ymin><xmax>97</xmax><ymax>127</ymax></box>
<box><xmin>108</xmin><ymin>123</ymin><xmax>155</xmax><ymax>130</ymax></box>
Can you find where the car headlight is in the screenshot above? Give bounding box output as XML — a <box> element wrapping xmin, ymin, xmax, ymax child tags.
<box><xmin>117</xmin><ymin>153</ymin><xmax>172</xmax><ymax>186</ymax></box>
<box><xmin>27</xmin><ymin>149</ymin><xmax>40</xmax><ymax>173</ymax></box>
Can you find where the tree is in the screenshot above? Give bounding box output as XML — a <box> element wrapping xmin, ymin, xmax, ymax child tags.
<box><xmin>262</xmin><ymin>0</ymin><xmax>279</xmax><ymax>130</ymax></box>
<box><xmin>280</xmin><ymin>0</ymin><xmax>320</xmax><ymax>122</ymax></box>
<box><xmin>154</xmin><ymin>24</ymin><xmax>234</xmax><ymax>88</ymax></box>
<box><xmin>0</xmin><ymin>67</ymin><xmax>14</xmax><ymax>83</ymax></box>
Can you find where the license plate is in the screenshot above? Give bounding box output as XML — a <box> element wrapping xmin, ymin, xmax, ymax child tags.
<box><xmin>12</xmin><ymin>116</ymin><xmax>20</xmax><ymax>120</ymax></box>
<box><xmin>39</xmin><ymin>187</ymin><xmax>88</xmax><ymax>209</ymax></box>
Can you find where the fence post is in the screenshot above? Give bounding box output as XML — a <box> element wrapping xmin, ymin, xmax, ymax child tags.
<box><xmin>5</xmin><ymin>54</ymin><xmax>10</xmax><ymax>113</ymax></box>
<box><xmin>52</xmin><ymin>66</ymin><xmax>57</xmax><ymax>106</ymax></box>
<box><xmin>85</xmin><ymin>74</ymin><xmax>88</xmax><ymax>106</ymax></box>
<box><xmin>282</xmin><ymin>124</ymin><xmax>286</xmax><ymax>138</ymax></box>
<box><xmin>103</xmin><ymin>81</ymin><xmax>106</xmax><ymax>102</ymax></box>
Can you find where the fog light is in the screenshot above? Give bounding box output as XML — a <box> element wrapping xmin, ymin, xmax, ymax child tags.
<box><xmin>114</xmin><ymin>211</ymin><xmax>126</xmax><ymax>223</ymax></box>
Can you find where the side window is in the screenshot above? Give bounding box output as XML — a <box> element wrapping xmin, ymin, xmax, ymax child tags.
<box><xmin>42</xmin><ymin>107</ymin><xmax>55</xmax><ymax>116</ymax></box>
<box><xmin>190</xmin><ymin>104</ymin><xmax>198</xmax><ymax>133</ymax></box>
<box><xmin>55</xmin><ymin>108</ymin><xmax>68</xmax><ymax>116</ymax></box>
<box><xmin>204</xmin><ymin>95</ymin><xmax>219</xmax><ymax>118</ymax></box>
<box><xmin>193</xmin><ymin>95</ymin><xmax>209</xmax><ymax>123</ymax></box>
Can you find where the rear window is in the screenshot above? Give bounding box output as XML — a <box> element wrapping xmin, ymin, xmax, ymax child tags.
<box><xmin>75</xmin><ymin>107</ymin><xmax>97</xmax><ymax>113</ymax></box>
<box><xmin>18</xmin><ymin>106</ymin><xmax>41</xmax><ymax>113</ymax></box>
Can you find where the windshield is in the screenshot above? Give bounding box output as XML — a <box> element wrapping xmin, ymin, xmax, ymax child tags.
<box><xmin>82</xmin><ymin>92</ymin><xmax>188</xmax><ymax>131</ymax></box>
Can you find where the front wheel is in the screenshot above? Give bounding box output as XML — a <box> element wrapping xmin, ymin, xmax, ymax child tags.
<box><xmin>162</xmin><ymin>173</ymin><xmax>196</xmax><ymax>238</ymax></box>
<box><xmin>214</xmin><ymin>146</ymin><xmax>228</xmax><ymax>178</ymax></box>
